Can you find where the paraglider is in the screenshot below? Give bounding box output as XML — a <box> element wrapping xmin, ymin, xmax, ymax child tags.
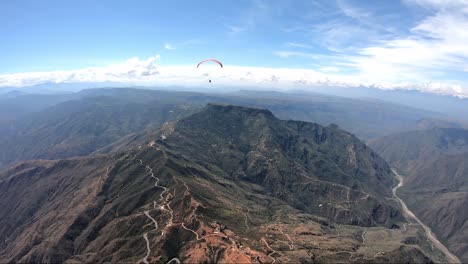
<box><xmin>197</xmin><ymin>59</ymin><xmax>223</xmax><ymax>83</ymax></box>
<box><xmin>196</xmin><ymin>59</ymin><xmax>223</xmax><ymax>68</ymax></box>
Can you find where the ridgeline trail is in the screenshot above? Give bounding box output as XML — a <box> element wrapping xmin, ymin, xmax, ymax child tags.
<box><xmin>132</xmin><ymin>143</ymin><xmax>174</xmax><ymax>264</ymax></box>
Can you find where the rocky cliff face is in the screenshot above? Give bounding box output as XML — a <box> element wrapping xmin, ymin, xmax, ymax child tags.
<box><xmin>0</xmin><ymin>104</ymin><xmax>439</xmax><ymax>263</ymax></box>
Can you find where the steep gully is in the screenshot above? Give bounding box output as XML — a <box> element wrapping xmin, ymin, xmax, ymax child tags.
<box><xmin>392</xmin><ymin>170</ymin><xmax>461</xmax><ymax>264</ymax></box>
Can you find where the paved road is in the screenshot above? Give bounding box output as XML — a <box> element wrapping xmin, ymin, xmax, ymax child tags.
<box><xmin>392</xmin><ymin>170</ymin><xmax>461</xmax><ymax>264</ymax></box>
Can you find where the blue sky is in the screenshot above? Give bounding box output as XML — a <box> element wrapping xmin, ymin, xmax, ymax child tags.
<box><xmin>0</xmin><ymin>0</ymin><xmax>420</xmax><ymax>71</ymax></box>
<box><xmin>1</xmin><ymin>0</ymin><xmax>468</xmax><ymax>97</ymax></box>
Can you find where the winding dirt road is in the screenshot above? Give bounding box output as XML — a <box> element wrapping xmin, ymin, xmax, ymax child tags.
<box><xmin>392</xmin><ymin>170</ymin><xmax>461</xmax><ymax>264</ymax></box>
<box><xmin>166</xmin><ymin>258</ymin><xmax>181</xmax><ymax>264</ymax></box>
<box><xmin>261</xmin><ymin>238</ymin><xmax>277</xmax><ymax>264</ymax></box>
<box><xmin>132</xmin><ymin>146</ymin><xmax>174</xmax><ymax>264</ymax></box>
<box><xmin>142</xmin><ymin>233</ymin><xmax>150</xmax><ymax>264</ymax></box>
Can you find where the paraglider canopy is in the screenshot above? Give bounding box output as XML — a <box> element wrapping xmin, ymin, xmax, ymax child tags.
<box><xmin>196</xmin><ymin>59</ymin><xmax>223</xmax><ymax>68</ymax></box>
<box><xmin>197</xmin><ymin>59</ymin><xmax>222</xmax><ymax>84</ymax></box>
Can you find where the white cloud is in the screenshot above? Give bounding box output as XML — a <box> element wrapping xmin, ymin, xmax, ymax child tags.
<box><xmin>227</xmin><ymin>25</ymin><xmax>246</xmax><ymax>35</ymax></box>
<box><xmin>405</xmin><ymin>0</ymin><xmax>468</xmax><ymax>10</ymax></box>
<box><xmin>275</xmin><ymin>0</ymin><xmax>467</xmax><ymax>90</ymax></box>
<box><xmin>344</xmin><ymin>3</ymin><xmax>468</xmax><ymax>83</ymax></box>
<box><xmin>320</xmin><ymin>66</ymin><xmax>340</xmax><ymax>73</ymax></box>
<box><xmin>163</xmin><ymin>39</ymin><xmax>201</xmax><ymax>50</ymax></box>
<box><xmin>0</xmin><ymin>56</ymin><xmax>160</xmax><ymax>87</ymax></box>
<box><xmin>164</xmin><ymin>43</ymin><xmax>175</xmax><ymax>50</ymax></box>
<box><xmin>336</xmin><ymin>0</ymin><xmax>371</xmax><ymax>20</ymax></box>
<box><xmin>274</xmin><ymin>51</ymin><xmax>323</xmax><ymax>60</ymax></box>
<box><xmin>277</xmin><ymin>0</ymin><xmax>468</xmax><ymax>93</ymax></box>
<box><xmin>0</xmin><ymin>55</ymin><xmax>466</xmax><ymax>98</ymax></box>
<box><xmin>285</xmin><ymin>42</ymin><xmax>314</xmax><ymax>49</ymax></box>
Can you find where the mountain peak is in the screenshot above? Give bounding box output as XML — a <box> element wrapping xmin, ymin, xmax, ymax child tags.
<box><xmin>153</xmin><ymin>104</ymin><xmax>401</xmax><ymax>227</ymax></box>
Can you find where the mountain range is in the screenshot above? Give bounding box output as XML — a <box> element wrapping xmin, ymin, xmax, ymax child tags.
<box><xmin>0</xmin><ymin>104</ymin><xmax>446</xmax><ymax>263</ymax></box>
<box><xmin>2</xmin><ymin>88</ymin><xmax>465</xmax><ymax>170</ymax></box>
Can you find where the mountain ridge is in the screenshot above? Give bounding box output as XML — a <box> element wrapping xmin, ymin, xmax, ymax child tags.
<box><xmin>0</xmin><ymin>103</ymin><xmax>448</xmax><ymax>263</ymax></box>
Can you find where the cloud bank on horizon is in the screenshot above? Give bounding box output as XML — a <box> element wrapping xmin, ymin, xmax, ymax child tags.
<box><xmin>1</xmin><ymin>0</ymin><xmax>467</xmax><ymax>97</ymax></box>
<box><xmin>1</xmin><ymin>55</ymin><xmax>467</xmax><ymax>98</ymax></box>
